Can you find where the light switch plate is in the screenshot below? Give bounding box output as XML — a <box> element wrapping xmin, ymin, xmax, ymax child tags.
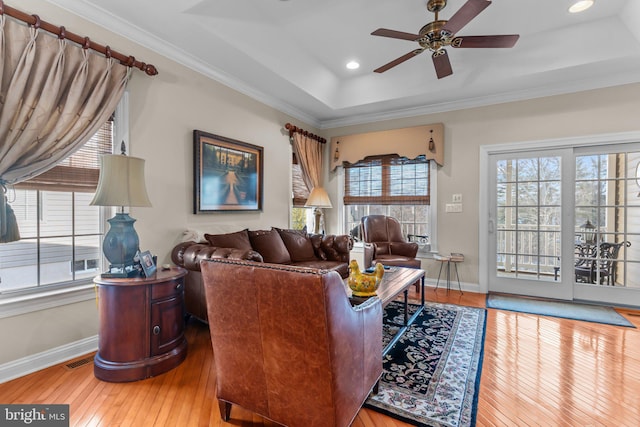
<box><xmin>445</xmin><ymin>203</ymin><xmax>463</xmax><ymax>213</ymax></box>
<box><xmin>452</xmin><ymin>193</ymin><xmax>462</xmax><ymax>203</ymax></box>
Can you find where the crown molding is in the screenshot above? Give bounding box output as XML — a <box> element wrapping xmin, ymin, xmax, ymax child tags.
<box><xmin>317</xmin><ymin>71</ymin><xmax>640</xmax><ymax>129</ymax></box>
<box><xmin>42</xmin><ymin>1</ymin><xmax>640</xmax><ymax>131</ymax></box>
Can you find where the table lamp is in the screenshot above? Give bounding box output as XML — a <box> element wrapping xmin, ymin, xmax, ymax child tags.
<box><xmin>305</xmin><ymin>186</ymin><xmax>332</xmax><ymax>234</ymax></box>
<box><xmin>90</xmin><ymin>153</ymin><xmax>152</xmax><ymax>277</ymax></box>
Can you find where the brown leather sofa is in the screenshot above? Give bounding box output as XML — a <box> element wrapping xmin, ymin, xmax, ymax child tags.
<box><xmin>171</xmin><ymin>227</ymin><xmax>353</xmax><ymax>323</ymax></box>
<box><xmin>201</xmin><ymin>258</ymin><xmax>382</xmax><ymax>427</ymax></box>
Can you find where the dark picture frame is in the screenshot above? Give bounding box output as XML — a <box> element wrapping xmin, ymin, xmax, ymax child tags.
<box><xmin>193</xmin><ymin>130</ymin><xmax>263</xmax><ymax>213</ymax></box>
<box><xmin>139</xmin><ymin>250</ymin><xmax>156</xmax><ymax>277</ymax></box>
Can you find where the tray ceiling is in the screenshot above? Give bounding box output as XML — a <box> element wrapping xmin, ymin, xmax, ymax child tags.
<box><xmin>47</xmin><ymin>0</ymin><xmax>640</xmax><ymax>128</ymax></box>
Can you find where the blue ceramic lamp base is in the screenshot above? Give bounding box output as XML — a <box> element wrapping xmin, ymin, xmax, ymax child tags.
<box><xmin>101</xmin><ymin>212</ymin><xmax>142</xmax><ymax>278</ymax></box>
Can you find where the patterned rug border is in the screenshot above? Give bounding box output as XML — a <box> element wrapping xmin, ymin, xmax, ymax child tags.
<box><xmin>365</xmin><ymin>301</ymin><xmax>487</xmax><ymax>427</ymax></box>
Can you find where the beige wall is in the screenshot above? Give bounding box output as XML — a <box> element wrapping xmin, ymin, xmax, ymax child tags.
<box><xmin>127</xmin><ymin>53</ymin><xmax>309</xmax><ymax>264</ymax></box>
<box><xmin>324</xmin><ymin>84</ymin><xmax>640</xmax><ymax>286</ymax></box>
<box><xmin>3</xmin><ymin>0</ymin><xmax>640</xmax><ymax>366</ymax></box>
<box><xmin>0</xmin><ymin>301</ymin><xmax>98</xmax><ymax>364</ymax></box>
<box><xmin>1</xmin><ymin>0</ymin><xmax>319</xmax><ymax>365</ymax></box>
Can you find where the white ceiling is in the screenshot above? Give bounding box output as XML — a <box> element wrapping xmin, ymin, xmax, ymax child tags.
<box><xmin>48</xmin><ymin>0</ymin><xmax>640</xmax><ymax>128</ymax></box>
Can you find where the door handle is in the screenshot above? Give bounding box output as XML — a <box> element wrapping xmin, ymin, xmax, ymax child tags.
<box><xmin>488</xmin><ymin>218</ymin><xmax>495</xmax><ymax>233</ymax></box>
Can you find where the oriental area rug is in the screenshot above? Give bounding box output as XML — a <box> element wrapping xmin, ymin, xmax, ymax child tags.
<box><xmin>365</xmin><ymin>301</ymin><xmax>486</xmax><ymax>427</ymax></box>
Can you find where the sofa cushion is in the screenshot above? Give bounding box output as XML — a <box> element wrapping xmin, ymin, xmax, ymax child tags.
<box><xmin>204</xmin><ymin>229</ymin><xmax>252</xmax><ymax>251</ymax></box>
<box><xmin>248</xmin><ymin>229</ymin><xmax>291</xmax><ymax>264</ymax></box>
<box><xmin>291</xmin><ymin>260</ymin><xmax>349</xmax><ymax>279</ymax></box>
<box><xmin>276</xmin><ymin>227</ymin><xmax>316</xmax><ymax>262</ymax></box>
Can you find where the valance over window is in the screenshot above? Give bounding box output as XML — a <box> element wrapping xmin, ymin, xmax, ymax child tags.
<box><xmin>330</xmin><ymin>123</ymin><xmax>444</xmax><ymax>171</ymax></box>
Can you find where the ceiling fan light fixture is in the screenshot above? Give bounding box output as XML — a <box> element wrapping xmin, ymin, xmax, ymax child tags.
<box><xmin>569</xmin><ymin>0</ymin><xmax>594</xmax><ymax>13</ymax></box>
<box><xmin>370</xmin><ymin>0</ymin><xmax>519</xmax><ymax>77</ymax></box>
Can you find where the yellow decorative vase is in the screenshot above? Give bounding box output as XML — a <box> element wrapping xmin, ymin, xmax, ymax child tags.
<box><xmin>347</xmin><ymin>260</ymin><xmax>384</xmax><ymax>297</ymax></box>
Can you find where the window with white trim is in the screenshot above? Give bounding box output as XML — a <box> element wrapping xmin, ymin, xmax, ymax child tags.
<box><xmin>343</xmin><ymin>154</ymin><xmax>431</xmax><ymax>248</ymax></box>
<box><xmin>0</xmin><ymin>120</ymin><xmax>113</xmax><ymax>295</ymax></box>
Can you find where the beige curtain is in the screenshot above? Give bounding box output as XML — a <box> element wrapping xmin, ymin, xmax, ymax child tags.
<box><xmin>0</xmin><ymin>16</ymin><xmax>130</xmax><ymax>242</ymax></box>
<box><xmin>291</xmin><ymin>133</ymin><xmax>323</xmax><ymax>192</ymax></box>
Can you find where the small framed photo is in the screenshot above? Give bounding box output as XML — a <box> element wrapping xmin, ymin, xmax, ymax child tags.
<box><xmin>139</xmin><ymin>250</ymin><xmax>156</xmax><ymax>277</ymax></box>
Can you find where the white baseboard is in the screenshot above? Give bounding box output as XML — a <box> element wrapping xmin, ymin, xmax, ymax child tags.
<box><xmin>424</xmin><ymin>278</ymin><xmax>481</xmax><ymax>294</ymax></box>
<box><xmin>0</xmin><ymin>335</ymin><xmax>98</xmax><ymax>384</ymax></box>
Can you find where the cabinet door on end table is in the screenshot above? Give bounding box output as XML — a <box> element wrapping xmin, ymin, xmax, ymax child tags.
<box><xmin>151</xmin><ymin>296</ymin><xmax>184</xmax><ymax>356</ymax></box>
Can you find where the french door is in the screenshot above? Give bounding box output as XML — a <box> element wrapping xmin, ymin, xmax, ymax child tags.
<box><xmin>485</xmin><ymin>140</ymin><xmax>640</xmax><ymax>306</ymax></box>
<box><xmin>488</xmin><ymin>149</ymin><xmax>574</xmax><ymax>300</ymax></box>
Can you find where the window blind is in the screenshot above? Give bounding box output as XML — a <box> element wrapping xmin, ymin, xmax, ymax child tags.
<box><xmin>344</xmin><ymin>154</ymin><xmax>429</xmax><ymax>205</ymax></box>
<box><xmin>292</xmin><ymin>152</ymin><xmax>310</xmax><ymax>207</ymax></box>
<box><xmin>16</xmin><ymin>119</ymin><xmax>113</xmax><ymax>193</ymax></box>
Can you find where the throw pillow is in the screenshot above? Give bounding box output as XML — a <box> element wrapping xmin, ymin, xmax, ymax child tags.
<box><xmin>204</xmin><ymin>229</ymin><xmax>252</xmax><ymax>251</ymax></box>
<box><xmin>248</xmin><ymin>229</ymin><xmax>291</xmax><ymax>264</ymax></box>
<box><xmin>275</xmin><ymin>227</ymin><xmax>316</xmax><ymax>262</ymax></box>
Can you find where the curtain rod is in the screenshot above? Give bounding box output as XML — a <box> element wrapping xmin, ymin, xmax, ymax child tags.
<box><xmin>285</xmin><ymin>123</ymin><xmax>326</xmax><ymax>144</ymax></box>
<box><xmin>0</xmin><ymin>1</ymin><xmax>158</xmax><ymax>76</ymax></box>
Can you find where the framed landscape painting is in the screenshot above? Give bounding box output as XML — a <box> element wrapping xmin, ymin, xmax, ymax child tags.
<box><xmin>193</xmin><ymin>130</ymin><xmax>263</xmax><ymax>213</ymax></box>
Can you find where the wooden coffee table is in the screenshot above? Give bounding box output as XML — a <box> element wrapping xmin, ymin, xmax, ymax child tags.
<box><xmin>346</xmin><ymin>267</ymin><xmax>425</xmax><ymax>356</ymax></box>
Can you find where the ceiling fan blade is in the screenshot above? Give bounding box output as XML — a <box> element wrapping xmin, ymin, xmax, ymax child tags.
<box><xmin>371</xmin><ymin>28</ymin><xmax>421</xmax><ymax>41</ymax></box>
<box><xmin>451</xmin><ymin>35</ymin><xmax>519</xmax><ymax>48</ymax></box>
<box><xmin>374</xmin><ymin>49</ymin><xmax>424</xmax><ymax>73</ymax></box>
<box><xmin>432</xmin><ymin>50</ymin><xmax>453</xmax><ymax>79</ymax></box>
<box><xmin>443</xmin><ymin>0</ymin><xmax>491</xmax><ymax>35</ymax></box>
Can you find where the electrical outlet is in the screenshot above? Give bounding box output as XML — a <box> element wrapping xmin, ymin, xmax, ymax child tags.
<box><xmin>452</xmin><ymin>193</ymin><xmax>462</xmax><ymax>203</ymax></box>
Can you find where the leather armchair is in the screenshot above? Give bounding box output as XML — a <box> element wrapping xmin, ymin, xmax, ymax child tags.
<box><xmin>201</xmin><ymin>258</ymin><xmax>383</xmax><ymax>427</ymax></box>
<box><xmin>361</xmin><ymin>215</ymin><xmax>421</xmax><ymax>270</ymax></box>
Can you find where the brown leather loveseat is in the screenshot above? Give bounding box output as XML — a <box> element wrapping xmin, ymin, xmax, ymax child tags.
<box><xmin>172</xmin><ymin>227</ymin><xmax>353</xmax><ymax>323</ymax></box>
<box><xmin>201</xmin><ymin>258</ymin><xmax>382</xmax><ymax>426</ymax></box>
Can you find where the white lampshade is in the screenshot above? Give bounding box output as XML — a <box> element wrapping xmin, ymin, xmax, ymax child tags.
<box><xmin>305</xmin><ymin>187</ymin><xmax>332</xmax><ymax>208</ymax></box>
<box><xmin>90</xmin><ymin>154</ymin><xmax>152</xmax><ymax>207</ymax></box>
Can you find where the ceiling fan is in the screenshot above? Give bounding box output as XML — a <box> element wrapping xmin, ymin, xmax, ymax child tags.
<box><xmin>371</xmin><ymin>0</ymin><xmax>519</xmax><ymax>78</ymax></box>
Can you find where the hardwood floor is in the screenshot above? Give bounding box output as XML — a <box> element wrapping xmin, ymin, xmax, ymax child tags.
<box><xmin>2</xmin><ymin>288</ymin><xmax>640</xmax><ymax>426</ymax></box>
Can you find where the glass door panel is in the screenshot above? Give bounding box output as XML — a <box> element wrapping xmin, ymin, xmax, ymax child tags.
<box><xmin>574</xmin><ymin>152</ymin><xmax>640</xmax><ymax>289</ymax></box>
<box><xmin>489</xmin><ymin>151</ymin><xmax>572</xmax><ymax>299</ymax></box>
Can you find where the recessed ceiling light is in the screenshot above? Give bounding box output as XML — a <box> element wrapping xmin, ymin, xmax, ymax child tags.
<box><xmin>569</xmin><ymin>0</ymin><xmax>594</xmax><ymax>13</ymax></box>
<box><xmin>346</xmin><ymin>61</ymin><xmax>360</xmax><ymax>70</ymax></box>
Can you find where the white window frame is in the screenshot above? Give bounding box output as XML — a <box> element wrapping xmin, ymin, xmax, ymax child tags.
<box><xmin>0</xmin><ymin>94</ymin><xmax>129</xmax><ymax>319</ymax></box>
<box><xmin>338</xmin><ymin>161</ymin><xmax>438</xmax><ymax>256</ymax></box>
